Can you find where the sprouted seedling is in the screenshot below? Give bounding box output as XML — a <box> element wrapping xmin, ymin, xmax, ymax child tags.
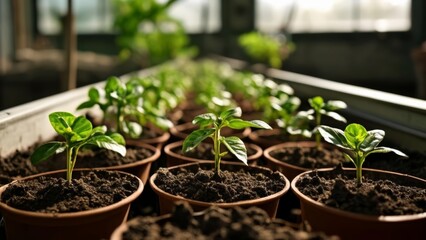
<box><xmin>31</xmin><ymin>112</ymin><xmax>126</xmax><ymax>183</ymax></box>
<box><xmin>308</xmin><ymin>96</ymin><xmax>347</xmax><ymax>149</ymax></box>
<box><xmin>318</xmin><ymin>123</ymin><xmax>408</xmax><ymax>185</ymax></box>
<box><xmin>182</xmin><ymin>107</ymin><xmax>271</xmax><ymax>177</ymax></box>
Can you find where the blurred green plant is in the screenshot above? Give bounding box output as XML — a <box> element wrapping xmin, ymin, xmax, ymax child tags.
<box><xmin>77</xmin><ymin>76</ymin><xmax>173</xmax><ymax>139</ymax></box>
<box><xmin>112</xmin><ymin>0</ymin><xmax>197</xmax><ymax>66</ymax></box>
<box><xmin>307</xmin><ymin>96</ymin><xmax>347</xmax><ymax>149</ymax></box>
<box><xmin>238</xmin><ymin>31</ymin><xmax>295</xmax><ymax>68</ymax></box>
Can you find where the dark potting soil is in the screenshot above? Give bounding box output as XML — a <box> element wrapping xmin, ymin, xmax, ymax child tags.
<box><xmin>1</xmin><ymin>170</ymin><xmax>139</xmax><ymax>213</ymax></box>
<box><xmin>296</xmin><ymin>166</ymin><xmax>426</xmax><ymax>216</ymax></box>
<box><xmin>0</xmin><ymin>144</ymin><xmax>153</xmax><ymax>184</ymax></box>
<box><xmin>363</xmin><ymin>150</ymin><xmax>426</xmax><ymax>180</ymax></box>
<box><xmin>176</xmin><ymin>143</ymin><xmax>257</xmax><ymax>161</ymax></box>
<box><xmin>271</xmin><ymin>145</ymin><xmax>345</xmax><ymax>169</ymax></box>
<box><xmin>122</xmin><ymin>202</ymin><xmax>338</xmax><ymax>240</ymax></box>
<box><xmin>0</xmin><ymin>149</ymin><xmax>39</xmax><ymax>182</ymax></box>
<box><xmin>154</xmin><ymin>165</ymin><xmax>286</xmax><ymax>203</ymax></box>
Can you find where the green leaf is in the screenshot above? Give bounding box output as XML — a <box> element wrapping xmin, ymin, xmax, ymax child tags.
<box><xmin>76</xmin><ymin>100</ymin><xmax>96</xmax><ymax>110</ymax></box>
<box><xmin>220</xmin><ymin>107</ymin><xmax>242</xmax><ymax>120</ymax></box>
<box><xmin>368</xmin><ymin>147</ymin><xmax>408</xmax><ymax>158</ymax></box>
<box><xmin>228</xmin><ymin>119</ymin><xmax>272</xmax><ymax>130</ymax></box>
<box><xmin>359</xmin><ymin>130</ymin><xmax>384</xmax><ymax>152</ymax></box>
<box><xmin>49</xmin><ymin>112</ymin><xmax>75</xmax><ymax>135</ymax></box>
<box><xmin>308</xmin><ymin>96</ymin><xmax>324</xmax><ymax>111</ymax></box>
<box><xmin>31</xmin><ymin>142</ymin><xmax>66</xmax><ymax>164</ymax></box>
<box><xmin>192</xmin><ymin>113</ymin><xmax>216</xmax><ymax>127</ymax></box>
<box><xmin>71</xmin><ymin>116</ymin><xmax>93</xmax><ymax>141</ymax></box>
<box><xmin>88</xmin><ymin>87</ymin><xmax>100</xmax><ymax>102</ymax></box>
<box><xmin>91</xmin><ymin>126</ymin><xmax>107</xmax><ymax>136</ymax></box>
<box><xmin>344</xmin><ymin>123</ymin><xmax>368</xmax><ymax>149</ymax></box>
<box><xmin>108</xmin><ymin>132</ymin><xmax>126</xmax><ymax>146</ymax></box>
<box><xmin>221</xmin><ymin>136</ymin><xmax>247</xmax><ymax>165</ymax></box>
<box><xmin>325</xmin><ymin>100</ymin><xmax>347</xmax><ymax>111</ymax></box>
<box><xmin>123</xmin><ymin>121</ymin><xmax>143</xmax><ymax>139</ymax></box>
<box><xmin>86</xmin><ymin>135</ymin><xmax>126</xmax><ymax>157</ymax></box>
<box><xmin>317</xmin><ymin>125</ymin><xmax>351</xmax><ymax>150</ymax></box>
<box><xmin>276</xmin><ymin>84</ymin><xmax>294</xmax><ymax>95</ymax></box>
<box><xmin>152</xmin><ymin>117</ymin><xmax>174</xmax><ymax>130</ymax></box>
<box><xmin>105</xmin><ymin>76</ymin><xmax>121</xmax><ymax>93</ymax></box>
<box><xmin>324</xmin><ymin>111</ymin><xmax>347</xmax><ymax>123</ymax></box>
<box><xmin>182</xmin><ymin>128</ymin><xmax>215</xmax><ymax>152</ymax></box>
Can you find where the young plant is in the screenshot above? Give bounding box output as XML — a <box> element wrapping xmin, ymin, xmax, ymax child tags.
<box><xmin>318</xmin><ymin>123</ymin><xmax>408</xmax><ymax>185</ymax></box>
<box><xmin>31</xmin><ymin>112</ymin><xmax>126</xmax><ymax>183</ymax></box>
<box><xmin>77</xmin><ymin>76</ymin><xmax>173</xmax><ymax>139</ymax></box>
<box><xmin>77</xmin><ymin>76</ymin><xmax>143</xmax><ymax>138</ymax></box>
<box><xmin>307</xmin><ymin>96</ymin><xmax>347</xmax><ymax>149</ymax></box>
<box><xmin>238</xmin><ymin>31</ymin><xmax>295</xmax><ymax>68</ymax></box>
<box><xmin>182</xmin><ymin>107</ymin><xmax>271</xmax><ymax>177</ymax></box>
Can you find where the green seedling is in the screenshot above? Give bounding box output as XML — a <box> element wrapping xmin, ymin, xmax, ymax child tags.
<box><xmin>77</xmin><ymin>76</ymin><xmax>173</xmax><ymax>139</ymax></box>
<box><xmin>308</xmin><ymin>96</ymin><xmax>347</xmax><ymax>149</ymax></box>
<box><xmin>31</xmin><ymin>112</ymin><xmax>126</xmax><ymax>183</ymax></box>
<box><xmin>238</xmin><ymin>31</ymin><xmax>295</xmax><ymax>68</ymax></box>
<box><xmin>318</xmin><ymin>123</ymin><xmax>408</xmax><ymax>185</ymax></box>
<box><xmin>182</xmin><ymin>107</ymin><xmax>271</xmax><ymax>177</ymax></box>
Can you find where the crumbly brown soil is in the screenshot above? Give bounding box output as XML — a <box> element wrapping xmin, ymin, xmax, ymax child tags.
<box><xmin>363</xmin><ymin>150</ymin><xmax>426</xmax><ymax>180</ymax></box>
<box><xmin>154</xmin><ymin>164</ymin><xmax>286</xmax><ymax>203</ymax></box>
<box><xmin>175</xmin><ymin>143</ymin><xmax>256</xmax><ymax>161</ymax></box>
<box><xmin>1</xmin><ymin>170</ymin><xmax>139</xmax><ymax>213</ymax></box>
<box><xmin>270</xmin><ymin>145</ymin><xmax>345</xmax><ymax>169</ymax></box>
<box><xmin>122</xmin><ymin>202</ymin><xmax>338</xmax><ymax>240</ymax></box>
<box><xmin>0</xmin><ymin>144</ymin><xmax>154</xmax><ymax>185</ymax></box>
<box><xmin>296</xmin><ymin>166</ymin><xmax>426</xmax><ymax>216</ymax></box>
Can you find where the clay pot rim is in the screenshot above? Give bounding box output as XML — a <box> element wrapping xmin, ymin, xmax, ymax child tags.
<box><xmin>149</xmin><ymin>162</ymin><xmax>290</xmax><ymax>208</ymax></box>
<box><xmin>0</xmin><ymin>169</ymin><xmax>144</xmax><ymax>219</ymax></box>
<box><xmin>170</xmin><ymin>122</ymin><xmax>252</xmax><ymax>140</ymax></box>
<box><xmin>291</xmin><ymin>167</ymin><xmax>426</xmax><ymax>222</ymax></box>
<box><xmin>164</xmin><ymin>140</ymin><xmax>263</xmax><ymax>164</ymax></box>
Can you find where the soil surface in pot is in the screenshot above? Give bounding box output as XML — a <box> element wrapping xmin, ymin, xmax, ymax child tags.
<box><xmin>175</xmin><ymin>143</ymin><xmax>256</xmax><ymax>161</ymax></box>
<box><xmin>0</xmin><ymin>144</ymin><xmax>154</xmax><ymax>183</ymax></box>
<box><xmin>270</xmin><ymin>145</ymin><xmax>345</xmax><ymax>169</ymax></box>
<box><xmin>1</xmin><ymin>170</ymin><xmax>139</xmax><ymax>213</ymax></box>
<box><xmin>363</xmin><ymin>150</ymin><xmax>426</xmax><ymax>180</ymax></box>
<box><xmin>296</xmin><ymin>166</ymin><xmax>426</xmax><ymax>216</ymax></box>
<box><xmin>121</xmin><ymin>202</ymin><xmax>338</xmax><ymax>240</ymax></box>
<box><xmin>154</xmin><ymin>165</ymin><xmax>286</xmax><ymax>203</ymax></box>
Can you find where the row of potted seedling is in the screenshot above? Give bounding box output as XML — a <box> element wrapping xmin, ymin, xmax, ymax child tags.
<box><xmin>0</xmin><ymin>59</ymin><xmax>424</xmax><ymax>240</ymax></box>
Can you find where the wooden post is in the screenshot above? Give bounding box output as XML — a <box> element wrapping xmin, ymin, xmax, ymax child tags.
<box><xmin>12</xmin><ymin>0</ymin><xmax>27</xmax><ymax>51</ymax></box>
<box><xmin>62</xmin><ymin>0</ymin><xmax>77</xmax><ymax>91</ymax></box>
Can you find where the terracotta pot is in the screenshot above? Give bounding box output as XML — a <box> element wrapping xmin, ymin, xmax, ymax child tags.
<box><xmin>164</xmin><ymin>140</ymin><xmax>262</xmax><ymax>167</ymax></box>
<box><xmin>291</xmin><ymin>168</ymin><xmax>426</xmax><ymax>240</ymax></box>
<box><xmin>110</xmin><ymin>213</ymin><xmax>172</xmax><ymax>240</ymax></box>
<box><xmin>110</xmin><ymin>203</ymin><xmax>326</xmax><ymax>240</ymax></box>
<box><xmin>264</xmin><ymin>141</ymin><xmax>340</xmax><ymax>181</ymax></box>
<box><xmin>0</xmin><ymin>169</ymin><xmax>144</xmax><ymax>240</ymax></box>
<box><xmin>99</xmin><ymin>143</ymin><xmax>160</xmax><ymax>184</ymax></box>
<box><xmin>149</xmin><ymin>162</ymin><xmax>290</xmax><ymax>218</ymax></box>
<box><xmin>169</xmin><ymin>122</ymin><xmax>251</xmax><ymax>141</ymax></box>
